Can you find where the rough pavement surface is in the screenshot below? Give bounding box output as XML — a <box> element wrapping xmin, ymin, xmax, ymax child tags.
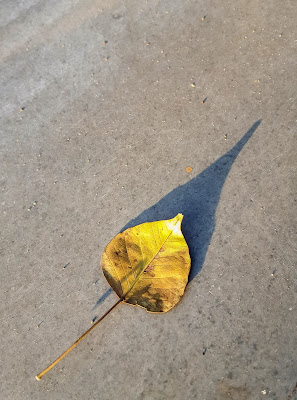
<box><xmin>0</xmin><ymin>1</ymin><xmax>296</xmax><ymax>399</ymax></box>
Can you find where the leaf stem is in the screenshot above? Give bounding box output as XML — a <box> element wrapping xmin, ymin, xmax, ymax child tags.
<box><xmin>35</xmin><ymin>298</ymin><xmax>123</xmax><ymax>381</ymax></box>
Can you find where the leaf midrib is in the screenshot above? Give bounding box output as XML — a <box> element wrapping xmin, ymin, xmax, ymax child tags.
<box><xmin>123</xmin><ymin>221</ymin><xmax>178</xmax><ymax>299</ymax></box>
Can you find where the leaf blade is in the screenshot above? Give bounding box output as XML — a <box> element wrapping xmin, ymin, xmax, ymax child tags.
<box><xmin>101</xmin><ymin>214</ymin><xmax>191</xmax><ymax>312</ymax></box>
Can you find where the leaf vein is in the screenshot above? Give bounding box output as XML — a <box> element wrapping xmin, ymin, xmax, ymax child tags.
<box><xmin>113</xmin><ymin>241</ymin><xmax>130</xmax><ymax>291</ymax></box>
<box><xmin>123</xmin><ymin>220</ymin><xmax>179</xmax><ymax>298</ymax></box>
<box><xmin>125</xmin><ymin>235</ymin><xmax>137</xmax><ymax>284</ymax></box>
<box><xmin>105</xmin><ymin>251</ymin><xmax>123</xmax><ymax>297</ymax></box>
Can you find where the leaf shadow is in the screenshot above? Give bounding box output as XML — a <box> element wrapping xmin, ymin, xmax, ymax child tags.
<box><xmin>93</xmin><ymin>120</ymin><xmax>261</xmax><ymax>310</ymax></box>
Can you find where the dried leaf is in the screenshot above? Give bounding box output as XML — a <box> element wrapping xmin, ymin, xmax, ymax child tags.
<box><xmin>35</xmin><ymin>214</ymin><xmax>191</xmax><ymax>380</ymax></box>
<box><xmin>101</xmin><ymin>213</ymin><xmax>191</xmax><ymax>312</ymax></box>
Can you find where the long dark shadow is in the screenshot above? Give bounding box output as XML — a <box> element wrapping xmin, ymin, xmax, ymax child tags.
<box><xmin>93</xmin><ymin>120</ymin><xmax>261</xmax><ymax>309</ymax></box>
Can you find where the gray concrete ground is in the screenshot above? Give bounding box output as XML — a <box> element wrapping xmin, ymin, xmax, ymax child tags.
<box><xmin>0</xmin><ymin>1</ymin><xmax>296</xmax><ymax>399</ymax></box>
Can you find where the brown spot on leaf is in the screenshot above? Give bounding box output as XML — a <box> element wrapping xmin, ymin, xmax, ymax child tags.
<box><xmin>144</xmin><ymin>265</ymin><xmax>155</xmax><ymax>273</ymax></box>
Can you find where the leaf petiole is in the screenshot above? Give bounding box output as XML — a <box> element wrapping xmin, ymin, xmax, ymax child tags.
<box><xmin>35</xmin><ymin>297</ymin><xmax>123</xmax><ymax>381</ymax></box>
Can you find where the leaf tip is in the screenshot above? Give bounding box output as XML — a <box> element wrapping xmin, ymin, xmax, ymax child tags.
<box><xmin>169</xmin><ymin>213</ymin><xmax>184</xmax><ymax>234</ymax></box>
<box><xmin>175</xmin><ymin>213</ymin><xmax>184</xmax><ymax>223</ymax></box>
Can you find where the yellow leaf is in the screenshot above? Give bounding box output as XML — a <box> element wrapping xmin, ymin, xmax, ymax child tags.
<box><xmin>101</xmin><ymin>213</ymin><xmax>191</xmax><ymax>312</ymax></box>
<box><xmin>35</xmin><ymin>214</ymin><xmax>191</xmax><ymax>380</ymax></box>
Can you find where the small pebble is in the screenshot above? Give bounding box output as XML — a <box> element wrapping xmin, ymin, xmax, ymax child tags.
<box><xmin>191</xmin><ymin>82</ymin><xmax>196</xmax><ymax>88</ymax></box>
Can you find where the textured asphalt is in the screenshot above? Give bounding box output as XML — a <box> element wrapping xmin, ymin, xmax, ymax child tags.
<box><xmin>0</xmin><ymin>1</ymin><xmax>296</xmax><ymax>399</ymax></box>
